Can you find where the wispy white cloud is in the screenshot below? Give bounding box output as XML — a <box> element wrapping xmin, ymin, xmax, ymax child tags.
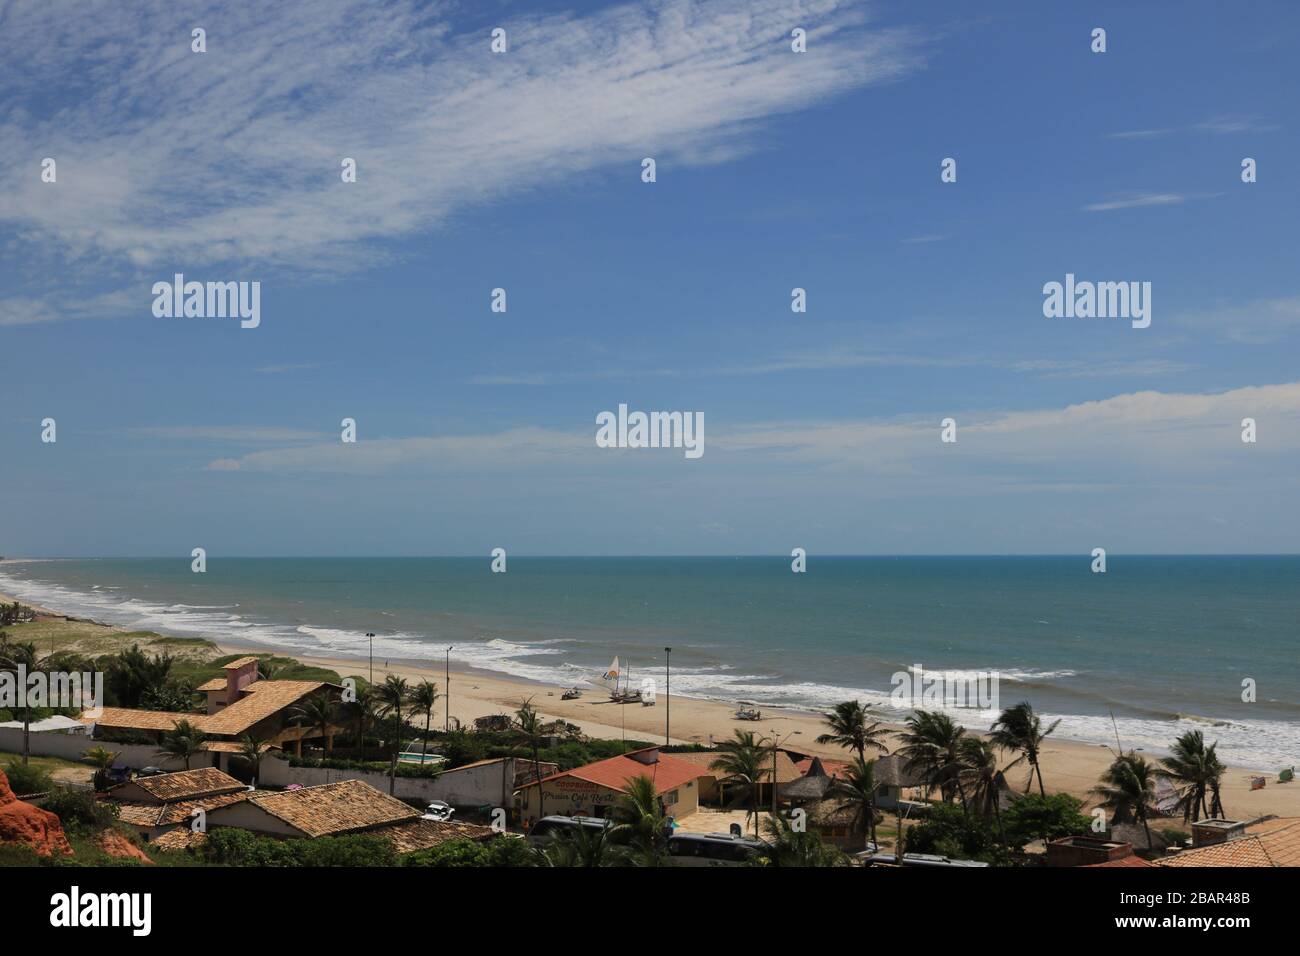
<box><xmin>1106</xmin><ymin>114</ymin><xmax>1278</xmax><ymax>139</ymax></box>
<box><xmin>1175</xmin><ymin>296</ymin><xmax>1300</xmax><ymax>344</ymax></box>
<box><xmin>0</xmin><ymin>0</ymin><xmax>924</xmax><ymax>324</ymax></box>
<box><xmin>1084</xmin><ymin>192</ymin><xmax>1190</xmax><ymax>212</ymax></box>
<box><xmin>200</xmin><ymin>383</ymin><xmax>1300</xmax><ymax>486</ymax></box>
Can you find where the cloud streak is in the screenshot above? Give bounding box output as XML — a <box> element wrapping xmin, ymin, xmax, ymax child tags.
<box><xmin>0</xmin><ymin>0</ymin><xmax>923</xmax><ymax>324</ymax></box>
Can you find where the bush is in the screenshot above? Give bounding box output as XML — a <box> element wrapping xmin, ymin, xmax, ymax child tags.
<box><xmin>904</xmin><ymin>803</ymin><xmax>1009</xmax><ymax>865</ymax></box>
<box><xmin>1001</xmin><ymin>793</ymin><xmax>1092</xmax><ymax>847</ymax></box>
<box><xmin>201</xmin><ymin>827</ymin><xmax>396</xmax><ymax>866</ymax></box>
<box><xmin>403</xmin><ymin>836</ymin><xmax>536</xmax><ymax>868</ymax></box>
<box><xmin>41</xmin><ymin>787</ymin><xmax>120</xmax><ymax>831</ymax></box>
<box><xmin>3</xmin><ymin>760</ymin><xmax>54</xmax><ymax>796</ymax></box>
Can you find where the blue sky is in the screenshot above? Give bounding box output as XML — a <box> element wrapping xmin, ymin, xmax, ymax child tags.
<box><xmin>2</xmin><ymin>0</ymin><xmax>1298</xmax><ymax>556</ymax></box>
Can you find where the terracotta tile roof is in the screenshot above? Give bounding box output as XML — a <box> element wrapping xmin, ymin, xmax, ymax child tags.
<box><xmin>223</xmin><ymin>657</ymin><xmax>260</xmax><ymax>670</ymax></box>
<box><xmin>520</xmin><ymin>748</ymin><xmax>706</xmax><ymax>796</ymax></box>
<box><xmin>244</xmin><ymin>780</ymin><xmax>419</xmax><ymax>837</ymax></box>
<box><xmin>375</xmin><ymin>818</ymin><xmax>498</xmax><ymax>854</ymax></box>
<box><xmin>151</xmin><ymin>829</ymin><xmax>207</xmax><ymax>852</ymax></box>
<box><xmin>111</xmin><ymin>768</ymin><xmax>246</xmax><ymax>803</ymax></box>
<box><xmin>156</xmin><ymin>791</ymin><xmax>252</xmax><ymax>826</ymax></box>
<box><xmin>1248</xmin><ymin>817</ymin><xmax>1300</xmax><ymax>867</ymax></box>
<box><xmin>1083</xmin><ymin>854</ymin><xmax>1156</xmax><ymax>868</ymax></box>
<box><xmin>86</xmin><ymin>680</ymin><xmax>327</xmax><ymax>737</ymax></box>
<box><xmin>1156</xmin><ymin>837</ymin><xmax>1276</xmax><ymax>867</ymax></box>
<box><xmin>113</xmin><ymin>802</ymin><xmax>170</xmax><ymax>827</ymax></box>
<box><xmin>86</xmin><ymin>707</ymin><xmax>199</xmax><ymax>732</ymax></box>
<box><xmin>196</xmin><ymin>678</ymin><xmax>228</xmax><ymax>692</ymax></box>
<box><xmin>198</xmin><ymin>740</ymin><xmax>280</xmax><ymax>753</ymax></box>
<box><xmin>200</xmin><ymin>681</ymin><xmax>327</xmax><ymax>736</ymax></box>
<box><xmin>113</xmin><ymin>790</ymin><xmax>252</xmax><ymax>828</ymax></box>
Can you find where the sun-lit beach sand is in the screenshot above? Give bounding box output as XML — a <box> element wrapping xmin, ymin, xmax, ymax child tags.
<box><xmin>5</xmin><ymin>587</ymin><xmax>1298</xmax><ymax>820</ymax></box>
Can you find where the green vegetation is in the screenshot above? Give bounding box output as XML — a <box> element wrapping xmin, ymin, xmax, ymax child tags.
<box><xmin>41</xmin><ymin>787</ymin><xmax>121</xmax><ymax>832</ymax></box>
<box><xmin>198</xmin><ymin>827</ymin><xmax>397</xmax><ymax>866</ymax></box>
<box><xmin>1001</xmin><ymin>793</ymin><xmax>1091</xmax><ymax>847</ymax></box>
<box><xmin>2</xmin><ymin>759</ymin><xmax>53</xmax><ymax>795</ymax></box>
<box><xmin>903</xmin><ymin>802</ymin><xmax>1010</xmax><ymax>865</ymax></box>
<box><xmin>404</xmin><ymin>836</ymin><xmax>537</xmax><ymax>867</ymax></box>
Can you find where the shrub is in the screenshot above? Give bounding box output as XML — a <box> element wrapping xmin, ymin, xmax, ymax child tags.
<box><xmin>201</xmin><ymin>827</ymin><xmax>395</xmax><ymax>867</ymax></box>
<box><xmin>41</xmin><ymin>787</ymin><xmax>120</xmax><ymax>831</ymax></box>
<box><xmin>904</xmin><ymin>803</ymin><xmax>1009</xmax><ymax>864</ymax></box>
<box><xmin>3</xmin><ymin>760</ymin><xmax>54</xmax><ymax>796</ymax></box>
<box><xmin>1001</xmin><ymin>793</ymin><xmax>1092</xmax><ymax>847</ymax></box>
<box><xmin>403</xmin><ymin>836</ymin><xmax>536</xmax><ymax>868</ymax></box>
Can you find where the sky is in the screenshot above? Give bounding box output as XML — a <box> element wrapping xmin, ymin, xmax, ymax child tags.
<box><xmin>2</xmin><ymin>0</ymin><xmax>1298</xmax><ymax>557</ymax></box>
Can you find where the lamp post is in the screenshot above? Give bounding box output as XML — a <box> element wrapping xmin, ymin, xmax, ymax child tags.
<box><xmin>768</xmin><ymin>729</ymin><xmax>794</xmax><ymax>819</ymax></box>
<box><xmin>366</xmin><ymin>633</ymin><xmax>375</xmax><ymax>684</ymax></box>
<box><xmin>664</xmin><ymin>646</ymin><xmax>672</xmax><ymax>745</ymax></box>
<box><xmin>445</xmin><ymin>645</ymin><xmax>452</xmax><ymax>732</ymax></box>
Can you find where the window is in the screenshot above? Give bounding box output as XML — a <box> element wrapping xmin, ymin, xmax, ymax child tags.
<box><xmin>665</xmin><ymin>789</ymin><xmax>679</xmax><ymax>804</ymax></box>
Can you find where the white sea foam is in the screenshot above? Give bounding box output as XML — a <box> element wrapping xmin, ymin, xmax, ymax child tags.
<box><xmin>0</xmin><ymin>566</ymin><xmax>1293</xmax><ymax>768</ymax></box>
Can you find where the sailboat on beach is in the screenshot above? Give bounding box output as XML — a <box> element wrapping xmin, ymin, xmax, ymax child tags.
<box><xmin>592</xmin><ymin>655</ymin><xmax>641</xmax><ymax>703</ymax></box>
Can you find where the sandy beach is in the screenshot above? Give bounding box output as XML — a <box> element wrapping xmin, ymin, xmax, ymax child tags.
<box><xmin>5</xmin><ymin>587</ymin><xmax>1298</xmax><ymax>821</ymax></box>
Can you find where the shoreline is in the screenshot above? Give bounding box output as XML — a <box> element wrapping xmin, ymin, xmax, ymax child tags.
<box><xmin>5</xmin><ymin>586</ymin><xmax>1298</xmax><ymax>820</ymax></box>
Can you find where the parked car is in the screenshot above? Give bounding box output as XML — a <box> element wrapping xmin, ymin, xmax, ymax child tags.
<box><xmin>421</xmin><ymin>800</ymin><xmax>455</xmax><ymax>822</ymax></box>
<box><xmin>528</xmin><ymin>815</ymin><xmax>610</xmax><ymax>843</ymax></box>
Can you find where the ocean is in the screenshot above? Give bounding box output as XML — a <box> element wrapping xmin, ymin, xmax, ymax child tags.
<box><xmin>1</xmin><ymin>556</ymin><xmax>1296</xmax><ymax>769</ymax></box>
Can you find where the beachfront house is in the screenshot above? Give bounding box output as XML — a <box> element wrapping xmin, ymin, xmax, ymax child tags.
<box><xmin>83</xmin><ymin>658</ymin><xmax>345</xmax><ymax>770</ymax></box>
<box><xmin>103</xmin><ymin>767</ymin><xmax>252</xmax><ymax>843</ymax></box>
<box><xmin>515</xmin><ymin>746</ymin><xmax>705</xmax><ymax>825</ymax></box>
<box><xmin>202</xmin><ymin>778</ymin><xmax>498</xmax><ymax>853</ymax></box>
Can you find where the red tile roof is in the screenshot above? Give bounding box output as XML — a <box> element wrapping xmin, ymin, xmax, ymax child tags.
<box><xmin>1083</xmin><ymin>854</ymin><xmax>1155</xmax><ymax>868</ymax></box>
<box><xmin>519</xmin><ymin>748</ymin><xmax>705</xmax><ymax>795</ymax></box>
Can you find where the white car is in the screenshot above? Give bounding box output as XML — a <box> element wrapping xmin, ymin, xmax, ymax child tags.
<box><xmin>421</xmin><ymin>801</ymin><xmax>455</xmax><ymax>822</ymax></box>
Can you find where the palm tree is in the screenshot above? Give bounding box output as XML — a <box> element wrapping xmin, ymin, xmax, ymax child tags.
<box><xmin>754</xmin><ymin>813</ymin><xmax>849</xmax><ymax>867</ymax></box>
<box><xmin>157</xmin><ymin>718</ymin><xmax>208</xmax><ymax>770</ymax></box>
<box><xmin>709</xmin><ymin>730</ymin><xmax>767</xmax><ymax>836</ymax></box>
<box><xmin>1159</xmin><ymin>730</ymin><xmax>1226</xmax><ymax>823</ymax></box>
<box><xmin>816</xmin><ymin>700</ymin><xmax>890</xmax><ymax>761</ymax></box>
<box><xmin>989</xmin><ymin>701</ymin><xmax>1059</xmax><ymax>797</ymax></box>
<box><xmin>289</xmin><ymin>691</ymin><xmax>336</xmax><ymax>758</ymax></box>
<box><xmin>376</xmin><ymin>675</ymin><xmax>410</xmax><ymax>794</ymax></box>
<box><xmin>341</xmin><ymin>681</ymin><xmax>377</xmax><ymax>753</ymax></box>
<box><xmin>0</xmin><ymin>639</ymin><xmax>46</xmax><ymax>765</ymax></box>
<box><xmin>828</xmin><ymin>756</ymin><xmax>881</xmax><ymax>849</ymax></box>
<box><xmin>611</xmin><ymin>773</ymin><xmax>669</xmax><ymax>865</ymax></box>
<box><xmin>256</xmin><ymin>659</ymin><xmax>282</xmax><ymax>681</ymax></box>
<box><xmin>536</xmin><ymin>823</ymin><xmax>618</xmax><ymax>867</ymax></box>
<box><xmin>1092</xmin><ymin>752</ymin><xmax>1157</xmax><ymax>850</ymax></box>
<box><xmin>410</xmin><ymin>680</ymin><xmax>440</xmax><ymax>762</ymax></box>
<box><xmin>897</xmin><ymin>711</ymin><xmax>969</xmax><ymax>809</ymax></box>
<box><xmin>959</xmin><ymin>737</ymin><xmax>1005</xmax><ymax>844</ymax></box>
<box><xmin>82</xmin><ymin>745</ymin><xmax>119</xmax><ymax>792</ymax></box>
<box><xmin>236</xmin><ymin>733</ymin><xmax>272</xmax><ymax>783</ymax></box>
<box><xmin>515</xmin><ymin>699</ymin><xmax>548</xmax><ymax>810</ymax></box>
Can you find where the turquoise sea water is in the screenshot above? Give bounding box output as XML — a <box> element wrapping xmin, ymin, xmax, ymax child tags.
<box><xmin>1</xmin><ymin>556</ymin><xmax>1296</xmax><ymax>768</ymax></box>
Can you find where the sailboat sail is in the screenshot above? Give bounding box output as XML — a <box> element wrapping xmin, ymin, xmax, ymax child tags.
<box><xmin>590</xmin><ymin>656</ymin><xmax>621</xmax><ymax>691</ymax></box>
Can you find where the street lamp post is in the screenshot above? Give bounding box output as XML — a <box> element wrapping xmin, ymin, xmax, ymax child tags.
<box><xmin>366</xmin><ymin>633</ymin><xmax>375</xmax><ymax>684</ymax></box>
<box><xmin>664</xmin><ymin>646</ymin><xmax>672</xmax><ymax>745</ymax></box>
<box><xmin>445</xmin><ymin>645</ymin><xmax>452</xmax><ymax>732</ymax></box>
